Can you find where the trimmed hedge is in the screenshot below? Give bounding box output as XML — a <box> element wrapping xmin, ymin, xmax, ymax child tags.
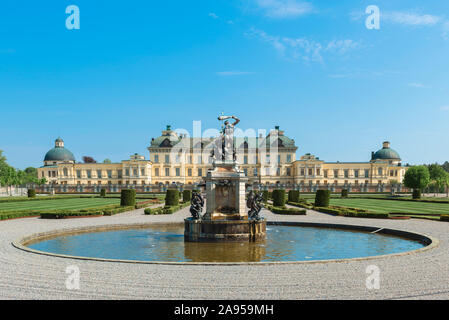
<box><xmin>144</xmin><ymin>201</ymin><xmax>190</xmax><ymax>215</ymax></box>
<box><xmin>27</xmin><ymin>189</ymin><xmax>36</xmax><ymax>198</ymax></box>
<box><xmin>262</xmin><ymin>190</ymin><xmax>269</xmax><ymax>204</ymax></box>
<box><xmin>100</xmin><ymin>188</ymin><xmax>106</xmax><ymax>197</ymax></box>
<box><xmin>315</xmin><ymin>190</ymin><xmax>331</xmax><ymax>207</ymax></box>
<box><xmin>441</xmin><ymin>215</ymin><xmax>449</xmax><ymax>222</ymax></box>
<box><xmin>288</xmin><ymin>190</ymin><xmax>300</xmax><ymax>203</ymax></box>
<box><xmin>314</xmin><ymin>206</ymin><xmax>389</xmax><ymax>219</ymax></box>
<box><xmin>40</xmin><ymin>211</ymin><xmax>104</xmax><ymax>219</ymax></box>
<box><xmin>412</xmin><ymin>189</ymin><xmax>421</xmax><ymax>199</ymax></box>
<box><xmin>267</xmin><ymin>205</ymin><xmax>306</xmax><ymax>215</ymax></box>
<box><xmin>103</xmin><ymin>206</ymin><xmax>135</xmax><ymax>216</ymax></box>
<box><xmin>165</xmin><ymin>189</ymin><xmax>179</xmax><ymax>206</ymax></box>
<box><xmin>183</xmin><ymin>190</ymin><xmax>192</xmax><ymax>203</ymax></box>
<box><xmin>120</xmin><ymin>189</ymin><xmax>136</xmax><ymax>206</ymax></box>
<box><xmin>341</xmin><ymin>189</ymin><xmax>348</xmax><ymax>198</ymax></box>
<box><xmin>272</xmin><ymin>189</ymin><xmax>286</xmax><ymax>207</ymax></box>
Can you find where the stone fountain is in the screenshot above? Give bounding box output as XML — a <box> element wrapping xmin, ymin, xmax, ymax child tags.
<box><xmin>184</xmin><ymin>115</ymin><xmax>266</xmax><ymax>242</ymax></box>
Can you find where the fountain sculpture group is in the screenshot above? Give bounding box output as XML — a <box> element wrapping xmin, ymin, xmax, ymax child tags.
<box><xmin>184</xmin><ymin>115</ymin><xmax>267</xmax><ymax>242</ymax></box>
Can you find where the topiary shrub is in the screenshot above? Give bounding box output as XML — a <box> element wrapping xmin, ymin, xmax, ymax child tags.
<box><xmin>27</xmin><ymin>189</ymin><xmax>36</xmax><ymax>198</ymax></box>
<box><xmin>412</xmin><ymin>189</ymin><xmax>421</xmax><ymax>199</ymax></box>
<box><xmin>288</xmin><ymin>190</ymin><xmax>300</xmax><ymax>203</ymax></box>
<box><xmin>315</xmin><ymin>190</ymin><xmax>331</xmax><ymax>207</ymax></box>
<box><xmin>272</xmin><ymin>189</ymin><xmax>286</xmax><ymax>207</ymax></box>
<box><xmin>165</xmin><ymin>189</ymin><xmax>179</xmax><ymax>206</ymax></box>
<box><xmin>341</xmin><ymin>189</ymin><xmax>348</xmax><ymax>198</ymax></box>
<box><xmin>120</xmin><ymin>189</ymin><xmax>136</xmax><ymax>206</ymax></box>
<box><xmin>100</xmin><ymin>188</ymin><xmax>106</xmax><ymax>197</ymax></box>
<box><xmin>183</xmin><ymin>190</ymin><xmax>192</xmax><ymax>203</ymax></box>
<box><xmin>262</xmin><ymin>190</ymin><xmax>269</xmax><ymax>204</ymax></box>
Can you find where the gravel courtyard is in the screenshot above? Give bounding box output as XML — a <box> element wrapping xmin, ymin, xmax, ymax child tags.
<box><xmin>1</xmin><ymin>206</ymin><xmax>449</xmax><ymax>300</ymax></box>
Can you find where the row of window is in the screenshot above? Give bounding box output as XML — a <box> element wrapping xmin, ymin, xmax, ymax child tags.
<box><xmin>153</xmin><ymin>167</ymin><xmax>292</xmax><ymax>177</ymax></box>
<box><xmin>298</xmin><ymin>168</ymin><xmax>398</xmax><ymax>178</ymax></box>
<box><xmin>152</xmin><ymin>154</ymin><xmax>293</xmax><ymax>164</ymax></box>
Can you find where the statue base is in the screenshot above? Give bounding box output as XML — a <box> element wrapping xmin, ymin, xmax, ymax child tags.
<box><xmin>184</xmin><ymin>218</ymin><xmax>266</xmax><ymax>242</ymax></box>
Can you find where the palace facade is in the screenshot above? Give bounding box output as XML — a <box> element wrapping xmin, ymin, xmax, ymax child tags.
<box><xmin>37</xmin><ymin>126</ymin><xmax>408</xmax><ymax>191</ymax></box>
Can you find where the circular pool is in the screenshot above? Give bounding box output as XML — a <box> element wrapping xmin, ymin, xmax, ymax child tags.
<box><xmin>20</xmin><ymin>222</ymin><xmax>431</xmax><ymax>263</ymax></box>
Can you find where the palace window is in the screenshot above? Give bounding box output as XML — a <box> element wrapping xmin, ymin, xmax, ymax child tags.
<box><xmin>365</xmin><ymin>169</ymin><xmax>370</xmax><ymax>178</ymax></box>
<box><xmin>324</xmin><ymin>170</ymin><xmax>328</xmax><ymax>178</ymax></box>
<box><xmin>344</xmin><ymin>170</ymin><xmax>349</xmax><ymax>178</ymax></box>
<box><xmin>154</xmin><ymin>155</ymin><xmax>159</xmax><ymax>163</ymax></box>
<box><xmin>87</xmin><ymin>170</ymin><xmax>92</xmax><ymax>179</ymax></box>
<box><xmin>276</xmin><ymin>168</ymin><xmax>280</xmax><ymax>176</ymax></box>
<box><xmin>141</xmin><ymin>168</ymin><xmax>145</xmax><ymax>176</ymax></box>
<box><xmin>316</xmin><ymin>169</ymin><xmax>320</xmax><ymax>176</ymax></box>
<box><xmin>155</xmin><ymin>168</ymin><xmax>159</xmax><ymax>176</ymax></box>
<box><xmin>63</xmin><ymin>168</ymin><xmax>68</xmax><ymax>177</ymax></box>
<box><xmin>266</xmin><ymin>155</ymin><xmax>270</xmax><ymax>164</ymax></box>
<box><xmin>107</xmin><ymin>170</ymin><xmax>112</xmax><ymax>178</ymax></box>
<box><xmin>277</xmin><ymin>155</ymin><xmax>281</xmax><ymax>164</ymax></box>
<box><xmin>165</xmin><ymin>155</ymin><xmax>170</xmax><ymax>163</ymax></box>
<box><xmin>354</xmin><ymin>170</ymin><xmax>359</xmax><ymax>178</ymax></box>
<box><xmin>198</xmin><ymin>168</ymin><xmax>202</xmax><ymax>177</ymax></box>
<box><xmin>286</xmin><ymin>168</ymin><xmax>291</xmax><ymax>176</ymax></box>
<box><xmin>125</xmin><ymin>169</ymin><xmax>130</xmax><ymax>176</ymax></box>
<box><xmin>97</xmin><ymin>170</ymin><xmax>102</xmax><ymax>178</ymax></box>
<box><xmin>378</xmin><ymin>168</ymin><xmax>383</xmax><ymax>176</ymax></box>
<box><xmin>165</xmin><ymin>168</ymin><xmax>170</xmax><ymax>176</ymax></box>
<box><xmin>334</xmin><ymin>170</ymin><xmax>339</xmax><ymax>178</ymax></box>
<box><xmin>253</xmin><ymin>168</ymin><xmax>258</xmax><ymax>176</ymax></box>
<box><xmin>188</xmin><ymin>168</ymin><xmax>192</xmax><ymax>177</ymax></box>
<box><xmin>244</xmin><ymin>156</ymin><xmax>248</xmax><ymax>164</ymax></box>
<box><xmin>300</xmin><ymin>168</ymin><xmax>305</xmax><ymax>176</ymax></box>
<box><xmin>176</xmin><ymin>168</ymin><xmax>180</xmax><ymax>177</ymax></box>
<box><xmin>287</xmin><ymin>154</ymin><xmax>292</xmax><ymax>163</ymax></box>
<box><xmin>117</xmin><ymin>170</ymin><xmax>123</xmax><ymax>178</ymax></box>
<box><xmin>308</xmin><ymin>168</ymin><xmax>313</xmax><ymax>176</ymax></box>
<box><xmin>243</xmin><ymin>168</ymin><xmax>248</xmax><ymax>176</ymax></box>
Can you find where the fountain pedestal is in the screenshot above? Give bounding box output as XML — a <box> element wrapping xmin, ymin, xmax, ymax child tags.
<box><xmin>184</xmin><ymin>160</ymin><xmax>266</xmax><ymax>242</ymax></box>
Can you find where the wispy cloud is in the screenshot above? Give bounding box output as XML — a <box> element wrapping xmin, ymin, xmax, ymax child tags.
<box><xmin>254</xmin><ymin>0</ymin><xmax>314</xmax><ymax>18</ymax></box>
<box><xmin>209</xmin><ymin>12</ymin><xmax>219</xmax><ymax>19</ymax></box>
<box><xmin>383</xmin><ymin>12</ymin><xmax>441</xmax><ymax>26</ymax></box>
<box><xmin>408</xmin><ymin>82</ymin><xmax>426</xmax><ymax>88</ymax></box>
<box><xmin>216</xmin><ymin>71</ymin><xmax>255</xmax><ymax>76</ymax></box>
<box><xmin>246</xmin><ymin>28</ymin><xmax>361</xmax><ymax>63</ymax></box>
<box><xmin>441</xmin><ymin>106</ymin><xmax>449</xmax><ymax>111</ymax></box>
<box><xmin>328</xmin><ymin>69</ymin><xmax>399</xmax><ymax>79</ymax></box>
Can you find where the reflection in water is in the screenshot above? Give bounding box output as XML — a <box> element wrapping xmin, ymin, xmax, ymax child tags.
<box><xmin>28</xmin><ymin>225</ymin><xmax>424</xmax><ymax>263</ymax></box>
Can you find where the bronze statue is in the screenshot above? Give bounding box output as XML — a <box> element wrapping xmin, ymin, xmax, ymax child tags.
<box><xmin>247</xmin><ymin>191</ymin><xmax>263</xmax><ymax>220</ymax></box>
<box><xmin>190</xmin><ymin>191</ymin><xmax>204</xmax><ymax>220</ymax></box>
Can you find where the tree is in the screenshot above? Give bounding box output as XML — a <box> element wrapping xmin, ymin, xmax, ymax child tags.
<box><xmin>442</xmin><ymin>161</ymin><xmax>449</xmax><ymax>173</ymax></box>
<box><xmin>428</xmin><ymin>164</ymin><xmax>449</xmax><ymax>196</ymax></box>
<box><xmin>403</xmin><ymin>166</ymin><xmax>430</xmax><ymax>199</ymax></box>
<box><xmin>82</xmin><ymin>156</ymin><xmax>97</xmax><ymax>163</ymax></box>
<box><xmin>103</xmin><ymin>159</ymin><xmax>112</xmax><ymax>164</ymax></box>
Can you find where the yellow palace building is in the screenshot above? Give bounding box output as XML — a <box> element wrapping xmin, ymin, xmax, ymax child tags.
<box><xmin>37</xmin><ymin>126</ymin><xmax>409</xmax><ymax>193</ymax></box>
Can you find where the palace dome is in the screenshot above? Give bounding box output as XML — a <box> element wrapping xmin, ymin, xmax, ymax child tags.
<box><xmin>44</xmin><ymin>138</ymin><xmax>75</xmax><ymax>162</ymax></box>
<box><xmin>372</xmin><ymin>141</ymin><xmax>401</xmax><ymax>160</ymax></box>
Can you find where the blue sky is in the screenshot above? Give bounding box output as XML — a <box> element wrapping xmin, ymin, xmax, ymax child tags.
<box><xmin>1</xmin><ymin>0</ymin><xmax>448</xmax><ymax>169</ymax></box>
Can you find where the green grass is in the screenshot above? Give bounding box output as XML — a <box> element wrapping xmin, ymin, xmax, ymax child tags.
<box><xmin>328</xmin><ymin>198</ymin><xmax>449</xmax><ymax>215</ymax></box>
<box><xmin>0</xmin><ymin>198</ymin><xmax>120</xmax><ymax>213</ymax></box>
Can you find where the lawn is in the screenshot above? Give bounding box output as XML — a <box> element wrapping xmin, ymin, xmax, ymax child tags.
<box><xmin>0</xmin><ymin>197</ymin><xmax>120</xmax><ymax>213</ymax></box>
<box><xmin>328</xmin><ymin>198</ymin><xmax>449</xmax><ymax>215</ymax></box>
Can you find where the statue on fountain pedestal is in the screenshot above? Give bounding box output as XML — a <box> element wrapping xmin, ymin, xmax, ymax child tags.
<box><xmin>190</xmin><ymin>191</ymin><xmax>204</xmax><ymax>220</ymax></box>
<box><xmin>211</xmin><ymin>115</ymin><xmax>240</xmax><ymax>161</ymax></box>
<box><xmin>247</xmin><ymin>191</ymin><xmax>263</xmax><ymax>220</ymax></box>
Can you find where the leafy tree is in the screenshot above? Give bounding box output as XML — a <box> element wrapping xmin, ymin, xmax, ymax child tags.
<box><xmin>103</xmin><ymin>159</ymin><xmax>112</xmax><ymax>164</ymax></box>
<box><xmin>403</xmin><ymin>166</ymin><xmax>430</xmax><ymax>198</ymax></box>
<box><xmin>442</xmin><ymin>161</ymin><xmax>449</xmax><ymax>173</ymax></box>
<box><xmin>428</xmin><ymin>164</ymin><xmax>449</xmax><ymax>195</ymax></box>
<box><xmin>82</xmin><ymin>156</ymin><xmax>97</xmax><ymax>163</ymax></box>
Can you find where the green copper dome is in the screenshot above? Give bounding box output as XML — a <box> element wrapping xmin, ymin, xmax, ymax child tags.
<box><xmin>372</xmin><ymin>142</ymin><xmax>401</xmax><ymax>160</ymax></box>
<box><xmin>44</xmin><ymin>138</ymin><xmax>75</xmax><ymax>162</ymax></box>
<box><xmin>44</xmin><ymin>147</ymin><xmax>75</xmax><ymax>162</ymax></box>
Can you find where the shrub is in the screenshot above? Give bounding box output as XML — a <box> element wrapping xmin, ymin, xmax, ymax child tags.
<box><xmin>441</xmin><ymin>215</ymin><xmax>449</xmax><ymax>222</ymax></box>
<box><xmin>261</xmin><ymin>190</ymin><xmax>269</xmax><ymax>203</ymax></box>
<box><xmin>272</xmin><ymin>189</ymin><xmax>286</xmax><ymax>207</ymax></box>
<box><xmin>27</xmin><ymin>189</ymin><xmax>36</xmax><ymax>198</ymax></box>
<box><xmin>315</xmin><ymin>207</ymin><xmax>340</xmax><ymax>216</ymax></box>
<box><xmin>165</xmin><ymin>189</ymin><xmax>179</xmax><ymax>206</ymax></box>
<box><xmin>100</xmin><ymin>188</ymin><xmax>106</xmax><ymax>197</ymax></box>
<box><xmin>341</xmin><ymin>189</ymin><xmax>348</xmax><ymax>198</ymax></box>
<box><xmin>288</xmin><ymin>190</ymin><xmax>300</xmax><ymax>203</ymax></box>
<box><xmin>269</xmin><ymin>206</ymin><xmax>306</xmax><ymax>215</ymax></box>
<box><xmin>120</xmin><ymin>189</ymin><xmax>136</xmax><ymax>206</ymax></box>
<box><xmin>412</xmin><ymin>189</ymin><xmax>421</xmax><ymax>199</ymax></box>
<box><xmin>315</xmin><ymin>190</ymin><xmax>331</xmax><ymax>207</ymax></box>
<box><xmin>183</xmin><ymin>190</ymin><xmax>192</xmax><ymax>203</ymax></box>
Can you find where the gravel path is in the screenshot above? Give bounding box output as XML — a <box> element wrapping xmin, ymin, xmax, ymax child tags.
<box><xmin>1</xmin><ymin>206</ymin><xmax>449</xmax><ymax>300</ymax></box>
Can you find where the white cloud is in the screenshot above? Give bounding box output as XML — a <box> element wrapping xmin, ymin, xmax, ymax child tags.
<box><xmin>246</xmin><ymin>28</ymin><xmax>361</xmax><ymax>63</ymax></box>
<box><xmin>209</xmin><ymin>12</ymin><xmax>219</xmax><ymax>19</ymax></box>
<box><xmin>441</xmin><ymin>106</ymin><xmax>449</xmax><ymax>111</ymax></box>
<box><xmin>384</xmin><ymin>12</ymin><xmax>441</xmax><ymax>26</ymax></box>
<box><xmin>408</xmin><ymin>82</ymin><xmax>425</xmax><ymax>88</ymax></box>
<box><xmin>216</xmin><ymin>71</ymin><xmax>255</xmax><ymax>76</ymax></box>
<box><xmin>442</xmin><ymin>21</ymin><xmax>449</xmax><ymax>40</ymax></box>
<box><xmin>254</xmin><ymin>0</ymin><xmax>313</xmax><ymax>18</ymax></box>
